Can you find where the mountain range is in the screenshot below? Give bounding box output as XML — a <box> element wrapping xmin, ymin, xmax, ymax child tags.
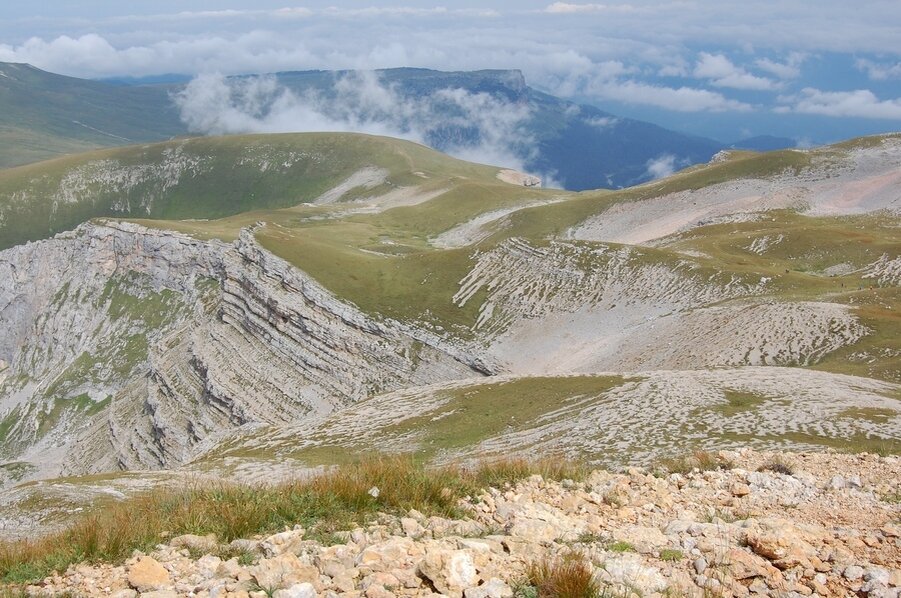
<box><xmin>0</xmin><ymin>62</ymin><xmax>796</xmax><ymax>190</ymax></box>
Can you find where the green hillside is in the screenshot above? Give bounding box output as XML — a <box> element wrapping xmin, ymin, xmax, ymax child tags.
<box><xmin>0</xmin><ymin>131</ymin><xmax>898</xmax><ymax>538</ymax></box>
<box><xmin>0</xmin><ymin>132</ymin><xmax>504</xmax><ymax>249</ymax></box>
<box><xmin>0</xmin><ymin>62</ymin><xmax>186</xmax><ymax>168</ymax></box>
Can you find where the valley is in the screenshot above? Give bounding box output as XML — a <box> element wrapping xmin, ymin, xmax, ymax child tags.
<box><xmin>0</xmin><ymin>131</ymin><xmax>897</xmax><ymax>543</ymax></box>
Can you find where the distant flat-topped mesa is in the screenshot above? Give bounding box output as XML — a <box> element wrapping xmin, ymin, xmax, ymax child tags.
<box><xmin>0</xmin><ymin>131</ymin><xmax>898</xmax><ymax>498</ymax></box>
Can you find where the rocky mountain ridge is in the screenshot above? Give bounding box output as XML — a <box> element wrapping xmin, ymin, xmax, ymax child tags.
<box><xmin>0</xmin><ymin>132</ymin><xmax>898</xmax><ymax>540</ymax></box>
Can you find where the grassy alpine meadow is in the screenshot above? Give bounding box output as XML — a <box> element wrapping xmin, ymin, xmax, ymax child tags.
<box><xmin>0</xmin><ymin>132</ymin><xmax>508</xmax><ymax>249</ymax></box>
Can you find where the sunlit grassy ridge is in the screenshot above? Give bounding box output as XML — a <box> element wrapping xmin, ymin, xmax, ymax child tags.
<box><xmin>0</xmin><ymin>132</ymin><xmax>504</xmax><ymax>249</ymax></box>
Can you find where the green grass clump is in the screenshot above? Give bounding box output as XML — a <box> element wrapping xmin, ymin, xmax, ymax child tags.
<box><xmin>0</xmin><ymin>455</ymin><xmax>582</xmax><ymax>585</ymax></box>
<box><xmin>466</xmin><ymin>457</ymin><xmax>588</xmax><ymax>489</ymax></box>
<box><xmin>714</xmin><ymin>391</ymin><xmax>766</xmax><ymax>417</ymax></box>
<box><xmin>880</xmin><ymin>490</ymin><xmax>901</xmax><ymax>504</ymax></box>
<box><xmin>606</xmin><ymin>541</ymin><xmax>634</xmax><ymax>553</ymax></box>
<box><xmin>659</xmin><ymin>549</ymin><xmax>683</xmax><ymax>561</ymax></box>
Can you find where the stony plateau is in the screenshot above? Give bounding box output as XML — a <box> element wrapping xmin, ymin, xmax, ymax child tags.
<box><xmin>22</xmin><ymin>450</ymin><xmax>901</xmax><ymax>598</ymax></box>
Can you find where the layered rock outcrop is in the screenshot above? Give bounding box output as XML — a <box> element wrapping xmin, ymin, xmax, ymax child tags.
<box><xmin>0</xmin><ymin>222</ymin><xmax>484</xmax><ymax>482</ymax></box>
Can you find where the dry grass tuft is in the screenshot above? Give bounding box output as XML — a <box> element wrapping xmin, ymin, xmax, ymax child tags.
<box><xmin>757</xmin><ymin>454</ymin><xmax>795</xmax><ymax>476</ymax></box>
<box><xmin>524</xmin><ymin>552</ymin><xmax>607</xmax><ymax>598</ymax></box>
<box><xmin>464</xmin><ymin>456</ymin><xmax>588</xmax><ymax>490</ymax></box>
<box><xmin>660</xmin><ymin>450</ymin><xmax>733</xmax><ymax>475</ymax></box>
<box><xmin>0</xmin><ymin>455</ymin><xmax>581</xmax><ymax>585</ymax></box>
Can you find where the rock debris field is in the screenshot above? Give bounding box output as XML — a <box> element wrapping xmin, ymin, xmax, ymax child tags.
<box><xmin>26</xmin><ymin>450</ymin><xmax>900</xmax><ymax>598</ymax></box>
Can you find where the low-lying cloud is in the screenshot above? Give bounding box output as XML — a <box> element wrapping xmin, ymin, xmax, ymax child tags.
<box><xmin>694</xmin><ymin>53</ymin><xmax>778</xmax><ymax>91</ymax></box>
<box><xmin>174</xmin><ymin>71</ymin><xmax>537</xmax><ymax>174</ymax></box>
<box><xmin>645</xmin><ymin>154</ymin><xmax>678</xmax><ymax>179</ymax></box>
<box><xmin>776</xmin><ymin>88</ymin><xmax>901</xmax><ymax>120</ymax></box>
<box><xmin>544</xmin><ymin>3</ymin><xmax>645</xmax><ymax>14</ymax></box>
<box><xmin>589</xmin><ymin>78</ymin><xmax>753</xmax><ymax>112</ymax></box>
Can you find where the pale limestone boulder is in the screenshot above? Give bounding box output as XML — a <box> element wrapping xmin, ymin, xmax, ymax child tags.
<box><xmin>262</xmin><ymin>529</ymin><xmax>306</xmax><ymax>557</ymax></box>
<box><xmin>355</xmin><ymin>537</ymin><xmax>419</xmax><ymax>571</ymax></box>
<box><xmin>722</xmin><ymin>548</ymin><xmax>783</xmax><ymax>581</ymax></box>
<box><xmin>273</xmin><ymin>582</ymin><xmax>317</xmax><ymax>598</ymax></box>
<box><xmin>463</xmin><ymin>578</ymin><xmax>513</xmax><ymax>598</ymax></box>
<box><xmin>600</xmin><ymin>553</ymin><xmax>667</xmax><ymax>594</ymax></box>
<box><xmin>746</xmin><ymin>518</ymin><xmax>821</xmax><ymax>570</ymax></box>
<box><xmin>400</xmin><ymin>517</ymin><xmax>425</xmax><ymax>538</ymax></box>
<box><xmin>508</xmin><ymin>519</ymin><xmax>558</xmax><ymax>544</ymax></box>
<box><xmin>127</xmin><ymin>556</ymin><xmax>171</xmax><ymax>592</ymax></box>
<box><xmin>251</xmin><ymin>553</ymin><xmax>319</xmax><ymax>591</ymax></box>
<box><xmin>418</xmin><ymin>549</ymin><xmax>479</xmax><ymax>598</ymax></box>
<box><xmin>613</xmin><ymin>525</ymin><xmax>670</xmax><ymax>554</ymax></box>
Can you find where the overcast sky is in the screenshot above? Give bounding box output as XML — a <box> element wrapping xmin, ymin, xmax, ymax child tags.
<box><xmin>1</xmin><ymin>1</ymin><xmax>899</xmax><ymax>143</ymax></box>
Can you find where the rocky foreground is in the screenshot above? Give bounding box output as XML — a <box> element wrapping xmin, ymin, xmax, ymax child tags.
<box><xmin>24</xmin><ymin>450</ymin><xmax>901</xmax><ymax>598</ymax></box>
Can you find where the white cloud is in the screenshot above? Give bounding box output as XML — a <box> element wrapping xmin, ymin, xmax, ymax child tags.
<box><xmin>777</xmin><ymin>88</ymin><xmax>901</xmax><ymax>119</ymax></box>
<box><xmin>589</xmin><ymin>78</ymin><xmax>753</xmax><ymax>112</ymax></box>
<box><xmin>658</xmin><ymin>64</ymin><xmax>688</xmax><ymax>77</ymax></box>
<box><xmin>855</xmin><ymin>58</ymin><xmax>901</xmax><ymax>81</ymax></box>
<box><xmin>271</xmin><ymin>8</ymin><xmax>315</xmax><ymax>19</ymax></box>
<box><xmin>544</xmin><ymin>3</ymin><xmax>643</xmax><ymax>14</ymax></box>
<box><xmin>585</xmin><ymin>116</ymin><xmax>619</xmax><ymax>128</ymax></box>
<box><xmin>755</xmin><ymin>53</ymin><xmax>806</xmax><ymax>79</ymax></box>
<box><xmin>0</xmin><ymin>4</ymin><xmax>896</xmax><ymax>127</ymax></box>
<box><xmin>694</xmin><ymin>52</ymin><xmax>777</xmax><ymax>90</ymax></box>
<box><xmin>645</xmin><ymin>154</ymin><xmax>677</xmax><ymax>179</ymax></box>
<box><xmin>174</xmin><ymin>71</ymin><xmax>537</xmax><ymax>172</ymax></box>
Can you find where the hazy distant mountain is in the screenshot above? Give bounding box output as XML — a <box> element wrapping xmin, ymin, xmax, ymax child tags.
<box><xmin>268</xmin><ymin>68</ymin><xmax>726</xmax><ymax>190</ymax></box>
<box><xmin>0</xmin><ymin>63</ymin><xmax>729</xmax><ymax>189</ymax></box>
<box><xmin>0</xmin><ymin>62</ymin><xmax>186</xmax><ymax>168</ymax></box>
